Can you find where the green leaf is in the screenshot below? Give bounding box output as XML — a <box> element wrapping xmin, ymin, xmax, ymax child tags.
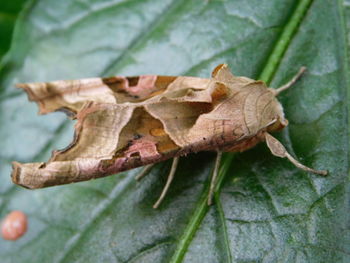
<box><xmin>0</xmin><ymin>0</ymin><xmax>349</xmax><ymax>262</ymax></box>
<box><xmin>0</xmin><ymin>0</ymin><xmax>27</xmax><ymax>62</ymax></box>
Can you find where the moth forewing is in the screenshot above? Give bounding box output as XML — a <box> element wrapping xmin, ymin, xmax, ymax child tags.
<box><xmin>12</xmin><ymin>64</ymin><xmax>327</xmax><ymax>208</ymax></box>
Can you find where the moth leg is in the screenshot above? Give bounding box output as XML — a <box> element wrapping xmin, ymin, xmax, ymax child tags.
<box><xmin>208</xmin><ymin>151</ymin><xmax>223</xmax><ymax>205</ymax></box>
<box><xmin>153</xmin><ymin>157</ymin><xmax>180</xmax><ymax>209</ymax></box>
<box><xmin>265</xmin><ymin>133</ymin><xmax>327</xmax><ymax>175</ymax></box>
<box><xmin>135</xmin><ymin>164</ymin><xmax>154</xmax><ymax>181</ymax></box>
<box><xmin>275</xmin><ymin>67</ymin><xmax>306</xmax><ymax>95</ymax></box>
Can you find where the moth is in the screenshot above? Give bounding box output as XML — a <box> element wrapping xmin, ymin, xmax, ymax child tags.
<box><xmin>12</xmin><ymin>64</ymin><xmax>327</xmax><ymax>208</ymax></box>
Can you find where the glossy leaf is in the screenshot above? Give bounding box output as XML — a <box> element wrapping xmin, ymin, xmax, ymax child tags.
<box><xmin>0</xmin><ymin>0</ymin><xmax>349</xmax><ymax>262</ymax></box>
<box><xmin>0</xmin><ymin>0</ymin><xmax>27</xmax><ymax>61</ymax></box>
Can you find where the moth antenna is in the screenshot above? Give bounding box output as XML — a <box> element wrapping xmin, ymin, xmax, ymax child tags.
<box><xmin>265</xmin><ymin>133</ymin><xmax>327</xmax><ymax>176</ymax></box>
<box><xmin>274</xmin><ymin>67</ymin><xmax>306</xmax><ymax>96</ymax></box>
<box><xmin>135</xmin><ymin>164</ymin><xmax>154</xmax><ymax>181</ymax></box>
<box><xmin>207</xmin><ymin>151</ymin><xmax>223</xmax><ymax>205</ymax></box>
<box><xmin>153</xmin><ymin>157</ymin><xmax>180</xmax><ymax>209</ymax></box>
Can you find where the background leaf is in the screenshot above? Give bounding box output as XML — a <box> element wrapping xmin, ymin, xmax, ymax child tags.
<box><xmin>0</xmin><ymin>0</ymin><xmax>349</xmax><ymax>262</ymax></box>
<box><xmin>0</xmin><ymin>0</ymin><xmax>27</xmax><ymax>62</ymax></box>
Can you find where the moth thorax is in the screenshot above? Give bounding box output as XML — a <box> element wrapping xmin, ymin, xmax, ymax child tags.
<box><xmin>244</xmin><ymin>90</ymin><xmax>287</xmax><ymax>134</ymax></box>
<box><xmin>266</xmin><ymin>99</ymin><xmax>288</xmax><ymax>132</ymax></box>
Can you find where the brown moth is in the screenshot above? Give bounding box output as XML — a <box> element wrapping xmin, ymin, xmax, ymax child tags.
<box><xmin>12</xmin><ymin>64</ymin><xmax>327</xmax><ymax>208</ymax></box>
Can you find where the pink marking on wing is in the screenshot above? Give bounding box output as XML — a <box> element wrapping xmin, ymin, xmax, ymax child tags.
<box><xmin>100</xmin><ymin>139</ymin><xmax>161</xmax><ymax>175</ymax></box>
<box><xmin>125</xmin><ymin>75</ymin><xmax>157</xmax><ymax>97</ymax></box>
<box><xmin>77</xmin><ymin>158</ymin><xmax>101</xmax><ymax>176</ymax></box>
<box><xmin>125</xmin><ymin>138</ymin><xmax>159</xmax><ymax>158</ymax></box>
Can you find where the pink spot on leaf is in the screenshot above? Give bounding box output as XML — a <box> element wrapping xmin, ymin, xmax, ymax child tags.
<box><xmin>1</xmin><ymin>211</ymin><xmax>28</xmax><ymax>241</ymax></box>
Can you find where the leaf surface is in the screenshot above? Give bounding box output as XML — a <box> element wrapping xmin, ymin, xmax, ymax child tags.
<box><xmin>0</xmin><ymin>0</ymin><xmax>27</xmax><ymax>62</ymax></box>
<box><xmin>0</xmin><ymin>0</ymin><xmax>349</xmax><ymax>262</ymax></box>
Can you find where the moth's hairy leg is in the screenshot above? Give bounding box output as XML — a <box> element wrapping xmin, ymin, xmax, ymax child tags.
<box><xmin>265</xmin><ymin>133</ymin><xmax>327</xmax><ymax>175</ymax></box>
<box><xmin>135</xmin><ymin>164</ymin><xmax>154</xmax><ymax>181</ymax></box>
<box><xmin>153</xmin><ymin>157</ymin><xmax>180</xmax><ymax>209</ymax></box>
<box><xmin>275</xmin><ymin>67</ymin><xmax>306</xmax><ymax>95</ymax></box>
<box><xmin>208</xmin><ymin>151</ymin><xmax>223</xmax><ymax>205</ymax></box>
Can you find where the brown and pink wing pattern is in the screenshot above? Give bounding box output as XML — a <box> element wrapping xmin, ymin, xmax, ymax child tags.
<box><xmin>17</xmin><ymin>75</ymin><xmax>177</xmax><ymax>115</ymax></box>
<box><xmin>12</xmin><ymin>65</ymin><xmax>279</xmax><ymax>189</ymax></box>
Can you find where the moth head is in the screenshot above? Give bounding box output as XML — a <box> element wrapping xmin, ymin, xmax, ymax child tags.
<box><xmin>266</xmin><ymin>98</ymin><xmax>288</xmax><ymax>132</ymax></box>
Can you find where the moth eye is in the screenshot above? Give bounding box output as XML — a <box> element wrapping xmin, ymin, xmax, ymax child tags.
<box><xmin>1</xmin><ymin>211</ymin><xmax>28</xmax><ymax>241</ymax></box>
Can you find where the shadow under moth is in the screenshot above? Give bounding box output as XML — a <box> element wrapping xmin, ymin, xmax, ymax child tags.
<box><xmin>12</xmin><ymin>64</ymin><xmax>327</xmax><ymax>208</ymax></box>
